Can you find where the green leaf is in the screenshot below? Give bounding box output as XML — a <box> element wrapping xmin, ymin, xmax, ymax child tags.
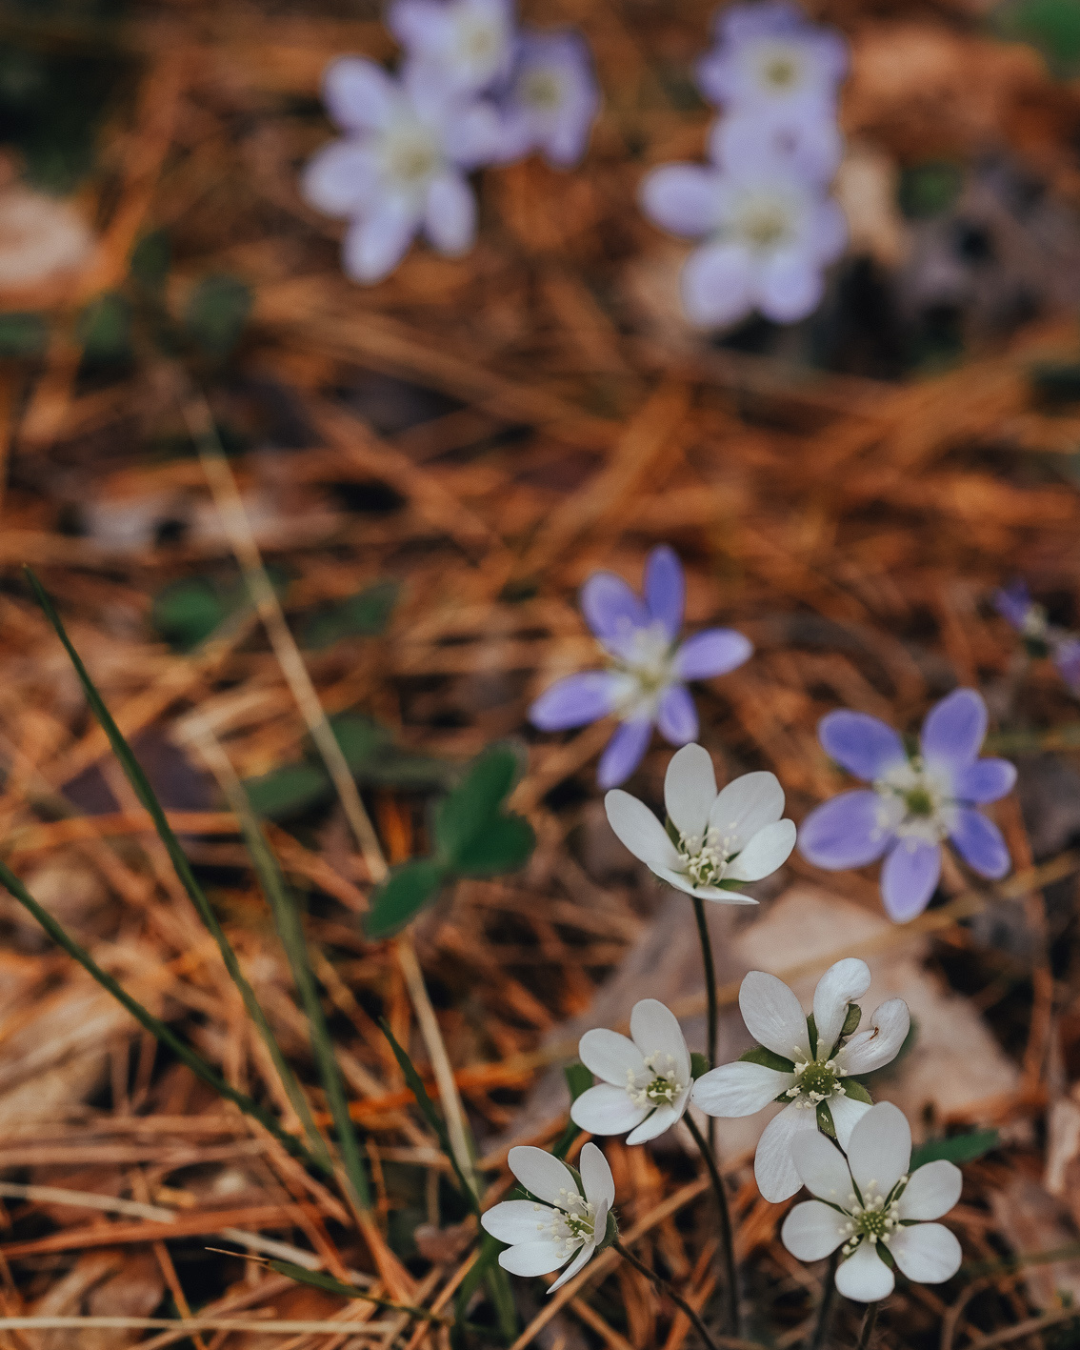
<box><xmin>302</xmin><ymin>582</ymin><xmax>399</xmax><ymax>649</ymax></box>
<box><xmin>130</xmin><ymin>230</ymin><xmax>171</xmax><ymax>295</ymax></box>
<box><xmin>435</xmin><ymin>744</ymin><xmax>524</xmax><ymax>863</ymax></box>
<box><xmin>78</xmin><ymin>292</ymin><xmax>131</xmax><ymax>361</ymax></box>
<box><xmin>379</xmin><ymin>1019</ymin><xmax>479</xmax><ymax>1214</ymax></box>
<box><xmin>269</xmin><ymin>1261</ymin><xmax>447</xmax><ymax>1323</ymax></box>
<box><xmin>330</xmin><ymin>714</ymin><xmax>390</xmax><ymax>771</ymax></box>
<box><xmin>739</xmin><ymin>1045</ymin><xmax>796</xmax><ymax>1073</ymax></box>
<box><xmin>452</xmin><ymin>814</ymin><xmax>534</xmax><ymax>876</ymax></box>
<box><xmin>366</xmin><ymin>860</ymin><xmax>447</xmax><ymax>939</ymax></box>
<box><xmin>184</xmin><ymin>274</ymin><xmax>253</xmax><ymax>358</ymax></box>
<box><xmin>997</xmin><ymin>0</ymin><xmax>1080</xmax><ymax>69</ymax></box>
<box><xmin>0</xmin><ymin>312</ymin><xmax>47</xmax><ymax>357</ymax></box>
<box><xmin>844</xmin><ymin>1078</ymin><xmax>873</xmax><ymax>1105</ymax></box>
<box><xmin>243</xmin><ymin>763</ymin><xmax>332</xmax><ymax>819</ymax></box>
<box><xmin>910</xmin><ymin>1129</ymin><xmax>998</xmax><ymax>1170</ymax></box>
<box><xmin>152</xmin><ymin>578</ymin><xmax>230</xmax><ymax>652</ymax></box>
<box><xmin>690</xmin><ymin>1051</ymin><xmax>711</xmax><ymax>1080</ymax></box>
<box><xmin>898</xmin><ymin>162</ymin><xmax>964</xmax><ymax>220</ymax></box>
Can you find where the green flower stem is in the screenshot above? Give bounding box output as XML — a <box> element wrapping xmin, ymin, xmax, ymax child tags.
<box><xmin>856</xmin><ymin>1302</ymin><xmax>879</xmax><ymax>1350</ymax></box>
<box><xmin>614</xmin><ymin>1240</ymin><xmax>721</xmax><ymax>1350</ymax></box>
<box><xmin>691</xmin><ymin>895</ymin><xmax>719</xmax><ymax>1068</ymax></box>
<box><xmin>808</xmin><ymin>1249</ymin><xmax>839</xmax><ymax>1350</ymax></box>
<box><xmin>685</xmin><ymin>1111</ymin><xmax>740</xmax><ymax>1341</ymax></box>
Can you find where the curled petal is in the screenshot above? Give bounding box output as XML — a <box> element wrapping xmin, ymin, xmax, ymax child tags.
<box><xmin>644</xmin><ymin>545</ymin><xmax>684</xmax><ymax>639</ymax></box>
<box><xmin>571</xmin><ymin>1084</ymin><xmax>649</xmax><ymax>1136</ymax></box>
<box><xmin>740</xmin><ymin>970</ymin><xmax>811</xmax><ymax>1061</ymax></box>
<box><xmin>691</xmin><ymin>1060</ymin><xmax>795</xmax><ymax>1117</ymax></box>
<box><xmin>898</xmin><ymin>1161</ymin><xmax>962</xmax><ymax>1222</ymax></box>
<box><xmin>782</xmin><ymin>1199</ymin><xmax>848</xmax><ymax>1261</ymax></box>
<box><xmin>838</xmin><ymin>997</ymin><xmax>910</xmax><ymax>1075</ymax></box>
<box><xmin>835</xmin><ymin>1241</ymin><xmax>894</xmax><ymax>1302</ymax></box>
<box><xmin>724</xmin><ymin>819</ymin><xmax>796</xmax><ymax>882</ymax></box>
<box><xmin>656</xmin><ymin>683</ymin><xmax>699</xmax><ymax>746</ymax></box>
<box><xmin>880</xmin><ymin>838</ymin><xmax>941</xmax><ymax>923</ymax></box>
<box><xmin>791</xmin><ymin>1129</ymin><xmax>854</xmax><ymax>1204</ymax></box>
<box><xmin>604</xmin><ymin>789</ymin><xmax>681</xmax><ymax>871</ymax></box>
<box><xmin>953</xmin><ymin>758</ymin><xmax>1016</xmax><ymax>804</ymax></box>
<box><xmin>845</xmin><ymin>1102</ymin><xmax>910</xmax><ymax>1200</ymax></box>
<box><xmin>579</xmin><ymin>1028</ymin><xmax>646</xmax><ymax>1086</ymax></box>
<box><xmin>529</xmin><ymin>671</ymin><xmax>620</xmax><ymax>731</ymax></box>
<box><xmin>508</xmin><ymin>1146</ymin><xmax>577</xmax><ymax>1207</ymax></box>
<box><xmin>579</xmin><ymin>1142</ymin><xmax>615</xmax><ymax>1210</ymax></box>
<box><xmin>755</xmin><ymin>1102</ymin><xmax>818</xmax><ymax>1203</ymax></box>
<box><xmin>889</xmin><ymin>1223</ymin><xmax>962</xmax><ymax>1285</ymax></box>
<box><xmin>597</xmin><ymin>719</ymin><xmax>654</xmax><ymax>788</ymax></box>
<box><xmin>664</xmin><ymin>742</ymin><xmax>717</xmax><ymax>842</ymax></box>
<box><xmin>949</xmin><ymin>809</ymin><xmax>1010</xmax><ymax>880</ymax></box>
<box><xmin>812</xmin><ymin>958</ymin><xmax>871</xmax><ymax>1059</ymax></box>
<box><xmin>630</xmin><ymin>999</ymin><xmax>691</xmax><ymax>1084</ymax></box>
<box><xmin>674</xmin><ymin>629</ymin><xmax>752</xmax><ymax>681</ymax></box>
<box><xmin>798</xmin><ymin>791</ymin><xmax>893</xmax><ymax>870</ymax></box>
<box><xmin>818</xmin><ymin>710</ymin><xmax>905</xmax><ymax>782</ymax></box>
<box><xmin>920</xmin><ymin>688</ymin><xmax>988</xmax><ymax>769</ymax></box>
<box><xmin>626</xmin><ymin>1096</ymin><xmax>685</xmax><ymax>1144</ymax></box>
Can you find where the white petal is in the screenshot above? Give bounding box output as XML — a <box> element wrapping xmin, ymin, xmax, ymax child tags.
<box><xmin>739</xmin><ymin>971</ymin><xmax>811</xmax><ymax>1061</ymax></box>
<box><xmin>837</xmin><ymin>999</ymin><xmax>910</xmax><ymax>1075</ymax></box>
<box><xmin>664</xmin><ymin>743</ymin><xmax>716</xmax><ymax>842</ymax></box>
<box><xmin>691</xmin><ymin>1061</ymin><xmax>794</xmax><ymax>1117</ymax></box>
<box><xmin>812</xmin><ymin>958</ymin><xmax>871</xmax><ymax>1059</ymax></box>
<box><xmin>889</xmin><ymin>1223</ymin><xmax>962</xmax><ymax>1285</ymax></box>
<box><xmin>755</xmin><ymin>1103</ymin><xmax>818</xmax><ymax>1203</ymax></box>
<box><xmin>724</xmin><ymin>819</ymin><xmax>796</xmax><ymax>882</ymax></box>
<box><xmin>708</xmin><ymin>771</ymin><xmax>785</xmax><ymax>850</ymax></box>
<box><xmin>846</xmin><ymin>1102</ymin><xmax>911</xmax><ymax>1201</ymax></box>
<box><xmin>481</xmin><ymin>1200</ymin><xmax>555</xmax><ymax>1244</ymax></box>
<box><xmin>604</xmin><ymin>790</ymin><xmax>682</xmax><ymax>872</ymax></box>
<box><xmin>508</xmin><ymin>1146</ymin><xmax>578</xmax><ymax>1207</ymax></box>
<box><xmin>571</xmin><ymin>1084</ymin><xmax>650</xmax><ymax>1136</ymax></box>
<box><xmin>828</xmin><ymin>1093</ymin><xmax>872</xmax><ymax>1151</ymax></box>
<box><xmin>654</xmin><ymin>868</ymin><xmax>759</xmax><ymax>903</ymax></box>
<box><xmin>791</xmin><ymin>1130</ymin><xmax>854</xmax><ymax>1205</ymax></box>
<box><xmin>781</xmin><ymin>1200</ymin><xmax>848</xmax><ymax>1261</ymax></box>
<box><xmin>579</xmin><ymin>1142</ymin><xmax>616</xmax><ymax>1210</ymax></box>
<box><xmin>499</xmin><ymin>1239</ymin><xmax>567</xmax><ymax>1277</ymax></box>
<box><xmin>579</xmin><ymin>1028</ymin><xmax>646</xmax><ymax>1086</ymax></box>
<box><xmin>897</xmin><ymin>1161</ymin><xmax>962</xmax><ymax>1222</ymax></box>
<box><xmin>630</xmin><ymin>999</ymin><xmax>691</xmax><ymax>1083</ymax></box>
<box><xmin>548</xmin><ymin>1232</ymin><xmax>596</xmax><ymax>1293</ymax></box>
<box><xmin>835</xmin><ymin>1242</ymin><xmax>895</xmax><ymax>1302</ymax></box>
<box><xmin>626</xmin><ymin>1099</ymin><xmax>682</xmax><ymax>1145</ymax></box>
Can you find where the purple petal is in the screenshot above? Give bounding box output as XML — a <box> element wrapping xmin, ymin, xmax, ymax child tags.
<box><xmin>949</xmin><ymin>809</ymin><xmax>1010</xmax><ymax>879</ymax></box>
<box><xmin>953</xmin><ymin>758</ymin><xmax>1016</xmax><ymax>804</ymax></box>
<box><xmin>818</xmin><ymin>711</ymin><xmax>906</xmax><ymax>783</ymax></box>
<box><xmin>342</xmin><ymin>205</ymin><xmax>419</xmax><ymax>284</ymax></box>
<box><xmin>598</xmin><ymin>719</ymin><xmax>653</xmax><ymax>788</ymax></box>
<box><xmin>529</xmin><ymin>671</ymin><xmax>620</xmax><ymax>730</ymax></box>
<box><xmin>798</xmin><ymin>791</ymin><xmax>893</xmax><ymax>870</ymax></box>
<box><xmin>323</xmin><ymin>58</ymin><xmax>399</xmax><ymax>133</ymax></box>
<box><xmin>880</xmin><ymin>840</ymin><xmax>941</xmax><ymax>923</ymax></box>
<box><xmin>994</xmin><ymin>580</ymin><xmax>1032</xmax><ymax>632</ymax></box>
<box><xmin>644</xmin><ymin>546</ymin><xmax>684</xmax><ymax>639</ymax></box>
<box><xmin>1054</xmin><ymin>638</ymin><xmax>1080</xmax><ymax>691</ymax></box>
<box><xmin>638</xmin><ymin>164</ymin><xmax>724</xmax><ymax>239</ymax></box>
<box><xmin>423</xmin><ymin>171</ymin><xmax>476</xmax><ymax>256</ymax></box>
<box><xmin>681</xmin><ymin>242</ymin><xmax>754</xmax><ymax>329</ymax></box>
<box><xmin>756</xmin><ymin>250</ymin><xmax>825</xmax><ymax>325</ymax></box>
<box><xmin>301</xmin><ymin>141</ymin><xmax>380</xmax><ymax>219</ymax></box>
<box><xmin>673</xmin><ymin>629</ymin><xmax>752</xmax><ymax>681</ymax></box>
<box><xmin>920</xmin><ymin>689</ymin><xmax>988</xmax><ymax>769</ymax></box>
<box><xmin>580</xmin><ymin>571</ymin><xmax>648</xmax><ymax>644</ymax></box>
<box><xmin>656</xmin><ymin>684</ymin><xmax>698</xmax><ymax>746</ymax></box>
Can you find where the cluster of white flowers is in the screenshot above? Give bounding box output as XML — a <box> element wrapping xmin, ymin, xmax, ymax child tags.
<box><xmin>639</xmin><ymin>2</ymin><xmax>848</xmax><ymax>328</ymax></box>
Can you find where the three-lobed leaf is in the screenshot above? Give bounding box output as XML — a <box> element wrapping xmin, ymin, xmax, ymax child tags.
<box><xmin>434</xmin><ymin>744</ymin><xmax>523</xmax><ymax>863</ymax></box>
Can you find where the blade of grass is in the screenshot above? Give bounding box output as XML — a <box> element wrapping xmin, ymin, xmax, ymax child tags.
<box><xmin>267</xmin><ymin>1261</ymin><xmax>448</xmax><ymax>1324</ymax></box>
<box><xmin>24</xmin><ymin>567</ymin><xmax>328</xmax><ymax>1165</ymax></box>
<box><xmin>0</xmin><ymin>854</ymin><xmax>322</xmax><ymax>1171</ymax></box>
<box><xmin>188</xmin><ymin>722</ymin><xmax>372</xmax><ymax>1213</ymax></box>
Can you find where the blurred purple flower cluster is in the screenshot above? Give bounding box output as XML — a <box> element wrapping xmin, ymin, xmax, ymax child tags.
<box><xmin>995</xmin><ymin>580</ymin><xmax>1080</xmax><ymax>695</ymax></box>
<box><xmin>639</xmin><ymin>1</ymin><xmax>848</xmax><ymax>328</ymax></box>
<box><xmin>303</xmin><ymin>0</ymin><xmax>599</xmax><ymax>284</ymax></box>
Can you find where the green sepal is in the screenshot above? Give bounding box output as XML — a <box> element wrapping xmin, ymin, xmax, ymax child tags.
<box><xmin>716</xmin><ymin>878</ymin><xmax>747</xmax><ymax>892</ymax></box>
<box><xmin>806</xmin><ymin>1012</ymin><xmax>818</xmax><ymax>1059</ymax></box>
<box><xmin>816</xmin><ymin>1101</ymin><xmax>836</xmax><ymax>1138</ymax></box>
<box><xmin>596</xmin><ymin>1208</ymin><xmax>620</xmax><ymax>1252</ymax></box>
<box><xmin>841</xmin><ymin>1003</ymin><xmax>862</xmax><ymax>1038</ymax></box>
<box><xmin>690</xmin><ymin>1052</ymin><xmax>711</xmax><ymax>1080</ymax></box>
<box><xmin>843</xmin><ymin>1078</ymin><xmax>873</xmax><ymax>1105</ymax></box>
<box><xmin>739</xmin><ymin>1044</ymin><xmax>796</xmax><ymax>1072</ymax></box>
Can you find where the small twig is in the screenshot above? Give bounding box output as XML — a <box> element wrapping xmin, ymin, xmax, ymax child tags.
<box><xmin>856</xmin><ymin>1302</ymin><xmax>878</xmax><ymax>1350</ymax></box>
<box><xmin>615</xmin><ymin>1240</ymin><xmax>728</xmax><ymax>1350</ymax></box>
<box><xmin>807</xmin><ymin>1250</ymin><xmax>839</xmax><ymax>1350</ymax></box>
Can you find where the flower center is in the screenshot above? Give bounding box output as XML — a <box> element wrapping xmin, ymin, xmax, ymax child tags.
<box><xmin>764</xmin><ymin>55</ymin><xmax>798</xmax><ymax>87</ymax></box>
<box><xmin>676</xmin><ymin>825</ymin><xmax>739</xmax><ymax>888</ymax></box>
<box><xmin>383</xmin><ymin>125</ymin><xmax>441</xmax><ymax>187</ymax></box>
<box><xmin>785</xmin><ymin>1055</ymin><xmax>847</xmax><ymax>1107</ymax></box>
<box><xmin>626</xmin><ymin>1052</ymin><xmax>687</xmax><ymax>1108</ymax></box>
<box><xmin>520</xmin><ymin>68</ymin><xmax>563</xmax><ymax>110</ymax></box>
<box><xmin>873</xmin><ymin>758</ymin><xmax>954</xmax><ymax>844</ymax></box>
<box><xmin>841</xmin><ymin>1180</ymin><xmax>905</xmax><ymax>1256</ymax></box>
<box><xmin>459</xmin><ymin>17</ymin><xmax>500</xmax><ymax>65</ymax></box>
<box><xmin>606</xmin><ymin>620</ymin><xmax>675</xmax><ymax>716</ymax></box>
<box><xmin>728</xmin><ymin>191</ymin><xmax>797</xmax><ymax>252</ymax></box>
<box><xmin>534</xmin><ymin>1189</ymin><xmax>596</xmax><ymax>1260</ymax></box>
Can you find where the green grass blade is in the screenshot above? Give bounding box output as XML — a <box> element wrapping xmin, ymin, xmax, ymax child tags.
<box><xmin>267</xmin><ymin>1261</ymin><xmax>447</xmax><ymax>1324</ymax></box>
<box><xmin>0</xmin><ymin>854</ymin><xmax>323</xmax><ymax>1173</ymax></box>
<box><xmin>225</xmin><ymin>779</ymin><xmax>372</xmax><ymax>1211</ymax></box>
<box><xmin>379</xmin><ymin>1019</ymin><xmax>479</xmax><ymax>1217</ymax></box>
<box><xmin>25</xmin><ymin>567</ymin><xmax>326</xmax><ymax>1164</ymax></box>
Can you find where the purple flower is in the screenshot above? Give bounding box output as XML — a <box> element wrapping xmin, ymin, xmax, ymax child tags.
<box><xmin>494</xmin><ymin>30</ymin><xmax>600</xmax><ymax>168</ymax></box>
<box><xmin>711</xmin><ymin>104</ymin><xmax>843</xmax><ymax>184</ymax></box>
<box><xmin>696</xmin><ymin>1</ymin><xmax>848</xmax><ymax>116</ymax></box>
<box><xmin>994</xmin><ymin>579</ymin><xmax>1046</xmax><ymax>642</ymax></box>
<box><xmin>1054</xmin><ymin>638</ymin><xmax>1080</xmax><ymax>693</ymax></box>
<box><xmin>389</xmin><ymin>0</ymin><xmax>515</xmax><ymax>94</ymax></box>
<box><xmin>995</xmin><ymin>579</ymin><xmax>1080</xmax><ymax>693</ymax></box>
<box><xmin>799</xmin><ymin>689</ymin><xmax>1016</xmax><ymax>924</ymax></box>
<box><xmin>302</xmin><ymin>58</ymin><xmax>502</xmax><ymax>283</ymax></box>
<box><xmin>639</xmin><ymin>158</ymin><xmax>847</xmax><ymax>327</ymax></box>
<box><xmin>529</xmin><ymin>546</ymin><xmax>752</xmax><ymax>788</ymax></box>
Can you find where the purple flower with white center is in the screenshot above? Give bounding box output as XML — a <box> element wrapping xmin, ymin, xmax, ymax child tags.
<box><xmin>799</xmin><ymin>689</ymin><xmax>1016</xmax><ymax>924</ymax></box>
<box><xmin>696</xmin><ymin>1</ymin><xmax>848</xmax><ymax>117</ymax></box>
<box><xmin>639</xmin><ymin>158</ymin><xmax>847</xmax><ymax>327</ymax></box>
<box><xmin>389</xmin><ymin>0</ymin><xmax>515</xmax><ymax>95</ymax></box>
<box><xmin>528</xmin><ymin>546</ymin><xmax>752</xmax><ymax>788</ymax></box>
<box><xmin>995</xmin><ymin>579</ymin><xmax>1080</xmax><ymax>695</ymax></box>
<box><xmin>302</xmin><ymin>58</ymin><xmax>502</xmax><ymax>284</ymax></box>
<box><xmin>494</xmin><ymin>30</ymin><xmax>600</xmax><ymax>168</ymax></box>
<box><xmin>712</xmin><ymin>104</ymin><xmax>843</xmax><ymax>184</ymax></box>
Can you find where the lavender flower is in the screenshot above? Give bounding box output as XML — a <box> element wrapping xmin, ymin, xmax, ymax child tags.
<box><xmin>712</xmin><ymin>105</ymin><xmax>843</xmax><ymax>184</ymax></box>
<box><xmin>696</xmin><ymin>1</ymin><xmax>848</xmax><ymax>117</ymax></box>
<box><xmin>639</xmin><ymin>159</ymin><xmax>847</xmax><ymax>326</ymax></box>
<box><xmin>995</xmin><ymin>580</ymin><xmax>1080</xmax><ymax>694</ymax></box>
<box><xmin>302</xmin><ymin>58</ymin><xmax>501</xmax><ymax>283</ymax></box>
<box><xmin>495</xmin><ymin>30</ymin><xmax>600</xmax><ymax>168</ymax></box>
<box><xmin>389</xmin><ymin>0</ymin><xmax>515</xmax><ymax>94</ymax></box>
<box><xmin>529</xmin><ymin>546</ymin><xmax>752</xmax><ymax>788</ymax></box>
<box><xmin>799</xmin><ymin>690</ymin><xmax>1015</xmax><ymax>923</ymax></box>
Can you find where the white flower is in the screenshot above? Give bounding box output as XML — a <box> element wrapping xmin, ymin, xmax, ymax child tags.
<box><xmin>604</xmin><ymin>743</ymin><xmax>796</xmax><ymax>902</ymax></box>
<box><xmin>480</xmin><ymin>1143</ymin><xmax>615</xmax><ymax>1292</ymax></box>
<box><xmin>691</xmin><ymin>959</ymin><xmax>909</xmax><ymax>1202</ymax></box>
<box><xmin>571</xmin><ymin>1000</ymin><xmax>692</xmax><ymax>1144</ymax></box>
<box><xmin>782</xmin><ymin>1102</ymin><xmax>962</xmax><ymax>1302</ymax></box>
